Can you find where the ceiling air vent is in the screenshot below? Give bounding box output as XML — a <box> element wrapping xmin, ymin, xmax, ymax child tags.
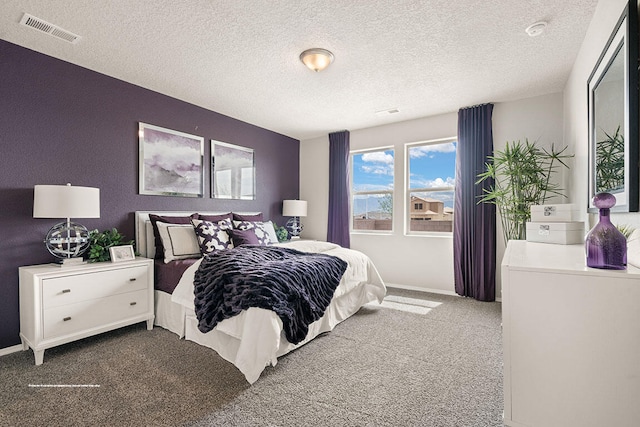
<box><xmin>19</xmin><ymin>13</ymin><xmax>81</xmax><ymax>44</ymax></box>
<box><xmin>375</xmin><ymin>108</ymin><xmax>400</xmax><ymax>117</ymax></box>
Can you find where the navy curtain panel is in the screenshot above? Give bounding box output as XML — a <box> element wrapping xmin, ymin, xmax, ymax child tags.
<box><xmin>453</xmin><ymin>104</ymin><xmax>496</xmax><ymax>301</ymax></box>
<box><xmin>327</xmin><ymin>130</ymin><xmax>351</xmax><ymax>248</ymax></box>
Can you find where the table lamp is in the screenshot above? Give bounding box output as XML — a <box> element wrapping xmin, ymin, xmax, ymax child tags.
<box><xmin>33</xmin><ymin>183</ymin><xmax>100</xmax><ymax>265</ymax></box>
<box><xmin>282</xmin><ymin>199</ymin><xmax>307</xmax><ymax>239</ymax></box>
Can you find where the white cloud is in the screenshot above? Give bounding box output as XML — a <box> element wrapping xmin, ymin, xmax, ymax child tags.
<box><xmin>362</xmin><ymin>165</ymin><xmax>393</xmax><ymax>176</ymax></box>
<box><xmin>362</xmin><ymin>151</ymin><xmax>394</xmax><ymax>164</ymax></box>
<box><xmin>411</xmin><ymin>176</ymin><xmax>455</xmax><ymax>188</ymax></box>
<box><xmin>409</xmin><ymin>142</ymin><xmax>456</xmax><ymax>158</ymax></box>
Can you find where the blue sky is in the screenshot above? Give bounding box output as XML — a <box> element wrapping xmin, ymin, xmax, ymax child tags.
<box><xmin>352</xmin><ymin>142</ymin><xmax>457</xmax><ymax>212</ymax></box>
<box><xmin>352</xmin><ymin>142</ymin><xmax>456</xmax><ymax>191</ymax></box>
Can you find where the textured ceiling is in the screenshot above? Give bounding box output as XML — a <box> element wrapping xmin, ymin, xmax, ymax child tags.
<box><xmin>0</xmin><ymin>0</ymin><xmax>599</xmax><ymax>140</ymax></box>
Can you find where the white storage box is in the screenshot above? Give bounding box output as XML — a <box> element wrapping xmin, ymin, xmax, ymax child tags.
<box><xmin>525</xmin><ymin>221</ymin><xmax>585</xmax><ymax>245</ymax></box>
<box><xmin>530</xmin><ymin>204</ymin><xmax>578</xmax><ymax>222</ymax></box>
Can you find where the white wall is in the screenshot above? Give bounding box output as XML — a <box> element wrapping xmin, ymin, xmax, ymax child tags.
<box><xmin>300</xmin><ymin>92</ymin><xmax>564</xmax><ymax>296</ymax></box>
<box><xmin>492</xmin><ymin>93</ymin><xmax>566</xmax><ymax>298</ymax></box>
<box><xmin>564</xmin><ymin>0</ymin><xmax>640</xmax><ymax>230</ymax></box>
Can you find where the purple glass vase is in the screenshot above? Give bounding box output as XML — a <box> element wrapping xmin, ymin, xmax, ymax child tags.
<box><xmin>585</xmin><ymin>193</ymin><xmax>627</xmax><ymax>269</ymax></box>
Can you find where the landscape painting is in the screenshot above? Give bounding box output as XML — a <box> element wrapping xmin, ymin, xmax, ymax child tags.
<box><xmin>211</xmin><ymin>140</ymin><xmax>255</xmax><ymax>199</ymax></box>
<box><xmin>139</xmin><ymin>122</ymin><xmax>204</xmax><ymax>197</ymax></box>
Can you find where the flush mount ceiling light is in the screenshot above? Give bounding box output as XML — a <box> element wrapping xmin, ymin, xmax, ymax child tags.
<box><xmin>525</xmin><ymin>21</ymin><xmax>548</xmax><ymax>37</ymax></box>
<box><xmin>300</xmin><ymin>48</ymin><xmax>334</xmax><ymax>72</ymax></box>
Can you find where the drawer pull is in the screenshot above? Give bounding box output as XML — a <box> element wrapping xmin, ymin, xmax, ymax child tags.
<box><xmin>63</xmin><ymin>317</ymin><xmax>71</xmax><ymax>322</ymax></box>
<box><xmin>130</xmin><ymin>302</ymin><xmax>137</xmax><ymax>306</ymax></box>
<box><xmin>129</xmin><ymin>278</ymin><xmax>137</xmax><ymax>282</ymax></box>
<box><xmin>61</xmin><ymin>289</ymin><xmax>71</xmax><ymax>294</ymax></box>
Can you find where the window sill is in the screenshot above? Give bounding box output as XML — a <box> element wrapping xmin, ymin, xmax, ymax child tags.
<box><xmin>350</xmin><ymin>231</ymin><xmax>394</xmax><ymax>236</ymax></box>
<box><xmin>404</xmin><ymin>232</ymin><xmax>453</xmax><ymax>239</ymax></box>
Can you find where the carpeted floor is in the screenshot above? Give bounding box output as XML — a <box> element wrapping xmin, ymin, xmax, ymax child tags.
<box><xmin>0</xmin><ymin>289</ymin><xmax>503</xmax><ymax>426</ymax></box>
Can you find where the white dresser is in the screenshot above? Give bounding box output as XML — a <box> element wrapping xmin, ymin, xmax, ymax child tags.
<box><xmin>502</xmin><ymin>240</ymin><xmax>640</xmax><ymax>427</ymax></box>
<box><xmin>19</xmin><ymin>258</ymin><xmax>154</xmax><ymax>365</ymax></box>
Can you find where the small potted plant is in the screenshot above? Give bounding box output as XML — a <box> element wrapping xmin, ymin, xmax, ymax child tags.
<box><xmin>87</xmin><ymin>228</ymin><xmax>134</xmax><ymax>262</ymax></box>
<box><xmin>274</xmin><ymin>224</ymin><xmax>290</xmax><ymax>242</ymax></box>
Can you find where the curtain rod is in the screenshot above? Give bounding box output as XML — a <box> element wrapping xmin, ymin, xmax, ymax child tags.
<box><xmin>459</xmin><ymin>102</ymin><xmax>493</xmax><ymax>110</ymax></box>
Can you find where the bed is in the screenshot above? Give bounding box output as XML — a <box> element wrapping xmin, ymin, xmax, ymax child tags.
<box><xmin>135</xmin><ymin>211</ymin><xmax>386</xmax><ymax>383</ymax></box>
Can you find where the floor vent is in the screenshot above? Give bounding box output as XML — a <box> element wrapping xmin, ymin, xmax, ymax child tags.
<box><xmin>20</xmin><ymin>13</ymin><xmax>81</xmax><ymax>44</ymax></box>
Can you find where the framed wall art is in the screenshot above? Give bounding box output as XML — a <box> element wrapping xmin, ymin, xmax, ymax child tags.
<box><xmin>211</xmin><ymin>140</ymin><xmax>255</xmax><ymax>199</ymax></box>
<box><xmin>139</xmin><ymin>122</ymin><xmax>204</xmax><ymax>197</ymax></box>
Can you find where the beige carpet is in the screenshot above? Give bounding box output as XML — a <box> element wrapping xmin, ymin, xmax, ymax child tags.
<box><xmin>0</xmin><ymin>289</ymin><xmax>502</xmax><ymax>426</ymax></box>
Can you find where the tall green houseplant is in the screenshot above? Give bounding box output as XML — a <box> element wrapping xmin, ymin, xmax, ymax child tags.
<box><xmin>476</xmin><ymin>139</ymin><xmax>572</xmax><ymax>243</ymax></box>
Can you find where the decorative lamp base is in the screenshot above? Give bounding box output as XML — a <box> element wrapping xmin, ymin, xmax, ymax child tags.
<box><xmin>55</xmin><ymin>257</ymin><xmax>87</xmax><ymax>267</ymax></box>
<box><xmin>286</xmin><ymin>217</ymin><xmax>303</xmax><ymax>238</ymax></box>
<box><xmin>45</xmin><ymin>220</ymin><xmax>91</xmax><ymax>264</ymax></box>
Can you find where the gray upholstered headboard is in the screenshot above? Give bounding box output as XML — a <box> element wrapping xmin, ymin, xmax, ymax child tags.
<box><xmin>134</xmin><ymin>211</ymin><xmax>261</xmax><ymax>258</ymax></box>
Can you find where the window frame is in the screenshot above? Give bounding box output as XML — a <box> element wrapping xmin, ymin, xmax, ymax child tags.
<box><xmin>404</xmin><ymin>137</ymin><xmax>457</xmax><ymax>236</ymax></box>
<box><xmin>350</xmin><ymin>146</ymin><xmax>395</xmax><ymax>234</ymax></box>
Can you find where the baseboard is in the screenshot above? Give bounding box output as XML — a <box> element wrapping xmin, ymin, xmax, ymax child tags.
<box><xmin>0</xmin><ymin>344</ymin><xmax>23</xmax><ymax>357</ymax></box>
<box><xmin>385</xmin><ymin>282</ymin><xmax>458</xmax><ymax>297</ymax></box>
<box><xmin>385</xmin><ymin>283</ymin><xmax>502</xmax><ymax>302</ymax></box>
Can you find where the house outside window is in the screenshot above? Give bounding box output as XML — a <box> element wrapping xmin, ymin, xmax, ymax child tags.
<box><xmin>351</xmin><ymin>148</ymin><xmax>394</xmax><ymax>232</ymax></box>
<box><xmin>406</xmin><ymin>138</ymin><xmax>456</xmax><ymax>233</ymax></box>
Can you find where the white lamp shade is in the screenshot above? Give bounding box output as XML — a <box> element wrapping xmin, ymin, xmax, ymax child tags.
<box><xmin>283</xmin><ymin>200</ymin><xmax>307</xmax><ymax>217</ymax></box>
<box><xmin>33</xmin><ymin>184</ymin><xmax>100</xmax><ymax>219</ymax></box>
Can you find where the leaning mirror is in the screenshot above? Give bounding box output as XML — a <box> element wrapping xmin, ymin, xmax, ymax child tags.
<box><xmin>587</xmin><ymin>2</ymin><xmax>639</xmax><ymax>212</ymax></box>
<box><xmin>211</xmin><ymin>140</ymin><xmax>256</xmax><ymax>199</ymax></box>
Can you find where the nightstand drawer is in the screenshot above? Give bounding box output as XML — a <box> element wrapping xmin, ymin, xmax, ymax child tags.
<box><xmin>43</xmin><ymin>289</ymin><xmax>149</xmax><ymax>339</ymax></box>
<box><xmin>42</xmin><ymin>265</ymin><xmax>149</xmax><ymax>308</ymax></box>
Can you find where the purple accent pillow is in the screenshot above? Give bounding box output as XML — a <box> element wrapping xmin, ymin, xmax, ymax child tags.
<box><xmin>232</xmin><ymin>213</ymin><xmax>263</xmax><ymax>222</ymax></box>
<box><xmin>149</xmin><ymin>214</ymin><xmax>197</xmax><ymax>260</ymax></box>
<box><xmin>229</xmin><ymin>228</ymin><xmax>260</xmax><ymax>246</ymax></box>
<box><xmin>233</xmin><ymin>220</ymin><xmax>270</xmax><ymax>245</ymax></box>
<box><xmin>154</xmin><ymin>259</ymin><xmax>198</xmax><ymax>294</ymax></box>
<box><xmin>191</xmin><ymin>218</ymin><xmax>233</xmax><ymax>255</ymax></box>
<box><xmin>197</xmin><ymin>212</ymin><xmax>232</xmax><ymax>222</ymax></box>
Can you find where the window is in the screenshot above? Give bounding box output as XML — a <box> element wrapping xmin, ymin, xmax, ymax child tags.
<box><xmin>351</xmin><ymin>148</ymin><xmax>394</xmax><ymax>231</ymax></box>
<box><xmin>406</xmin><ymin>138</ymin><xmax>456</xmax><ymax>233</ymax></box>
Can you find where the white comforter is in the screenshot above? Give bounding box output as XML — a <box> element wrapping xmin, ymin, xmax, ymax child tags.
<box><xmin>171</xmin><ymin>240</ymin><xmax>386</xmax><ymax>383</ymax></box>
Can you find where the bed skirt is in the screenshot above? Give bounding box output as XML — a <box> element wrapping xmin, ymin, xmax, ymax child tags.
<box><xmin>154</xmin><ymin>281</ymin><xmax>384</xmax><ymax>383</ymax></box>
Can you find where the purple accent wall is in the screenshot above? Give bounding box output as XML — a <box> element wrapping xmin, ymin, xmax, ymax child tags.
<box><xmin>0</xmin><ymin>40</ymin><xmax>300</xmax><ymax>349</ymax></box>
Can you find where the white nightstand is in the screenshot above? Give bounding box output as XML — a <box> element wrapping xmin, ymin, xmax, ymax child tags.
<box><xmin>19</xmin><ymin>257</ymin><xmax>154</xmax><ymax>365</ymax></box>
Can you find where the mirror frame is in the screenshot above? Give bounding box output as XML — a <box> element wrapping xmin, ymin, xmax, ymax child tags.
<box><xmin>587</xmin><ymin>1</ymin><xmax>639</xmax><ymax>212</ymax></box>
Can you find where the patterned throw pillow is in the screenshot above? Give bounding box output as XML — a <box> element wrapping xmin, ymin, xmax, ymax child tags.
<box><xmin>191</xmin><ymin>218</ymin><xmax>233</xmax><ymax>255</ymax></box>
<box><xmin>233</xmin><ymin>220</ymin><xmax>270</xmax><ymax>246</ymax></box>
<box><xmin>262</xmin><ymin>220</ymin><xmax>279</xmax><ymax>244</ymax></box>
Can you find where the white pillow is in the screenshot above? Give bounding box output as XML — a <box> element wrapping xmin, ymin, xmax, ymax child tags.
<box><xmin>156</xmin><ymin>222</ymin><xmax>200</xmax><ymax>263</ymax></box>
<box><xmin>263</xmin><ymin>221</ymin><xmax>279</xmax><ymax>244</ymax></box>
